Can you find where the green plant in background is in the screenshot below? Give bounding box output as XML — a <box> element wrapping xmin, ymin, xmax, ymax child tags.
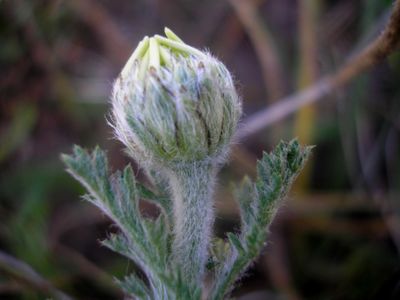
<box><xmin>62</xmin><ymin>28</ymin><xmax>311</xmax><ymax>299</ymax></box>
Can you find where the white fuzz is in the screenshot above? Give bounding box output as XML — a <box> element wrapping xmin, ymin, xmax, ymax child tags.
<box><xmin>111</xmin><ymin>31</ymin><xmax>241</xmax><ymax>167</ymax></box>
<box><xmin>111</xmin><ymin>28</ymin><xmax>242</xmax><ymax>284</ymax></box>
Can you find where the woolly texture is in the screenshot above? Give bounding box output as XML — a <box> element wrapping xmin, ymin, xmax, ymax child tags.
<box><xmin>111</xmin><ymin>28</ymin><xmax>242</xmax><ymax>286</ymax></box>
<box><xmin>167</xmin><ymin>161</ymin><xmax>216</xmax><ymax>282</ymax></box>
<box><xmin>62</xmin><ymin>28</ymin><xmax>311</xmax><ymax>300</ymax></box>
<box><xmin>111</xmin><ymin>29</ymin><xmax>242</xmax><ymax>167</ymax></box>
<box><xmin>62</xmin><ymin>140</ymin><xmax>311</xmax><ymax>299</ymax></box>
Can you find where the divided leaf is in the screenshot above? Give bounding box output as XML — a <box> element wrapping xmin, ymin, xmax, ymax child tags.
<box><xmin>210</xmin><ymin>139</ymin><xmax>311</xmax><ymax>300</ymax></box>
<box><xmin>62</xmin><ymin>146</ymin><xmax>174</xmax><ymax>299</ymax></box>
<box><xmin>160</xmin><ymin>268</ymin><xmax>202</xmax><ymax>300</ymax></box>
<box><xmin>116</xmin><ymin>273</ymin><xmax>151</xmax><ymax>300</ymax></box>
<box><xmin>62</xmin><ymin>140</ymin><xmax>310</xmax><ymax>300</ymax></box>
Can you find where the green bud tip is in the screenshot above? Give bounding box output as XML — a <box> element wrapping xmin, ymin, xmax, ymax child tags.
<box><xmin>121</xmin><ymin>28</ymin><xmax>203</xmax><ymax>78</ymax></box>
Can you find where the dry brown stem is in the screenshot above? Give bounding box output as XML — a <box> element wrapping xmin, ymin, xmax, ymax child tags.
<box><xmin>229</xmin><ymin>0</ymin><xmax>285</xmax><ymax>102</ymax></box>
<box><xmin>0</xmin><ymin>250</ymin><xmax>73</xmax><ymax>300</ymax></box>
<box><xmin>68</xmin><ymin>0</ymin><xmax>131</xmax><ymax>65</ymax></box>
<box><xmin>237</xmin><ymin>0</ymin><xmax>400</xmax><ymax>140</ymax></box>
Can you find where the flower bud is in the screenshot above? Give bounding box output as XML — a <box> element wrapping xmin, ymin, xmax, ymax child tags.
<box><xmin>111</xmin><ymin>28</ymin><xmax>242</xmax><ymax>166</ymax></box>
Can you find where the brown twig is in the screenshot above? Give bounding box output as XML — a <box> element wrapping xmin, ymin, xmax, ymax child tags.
<box><xmin>0</xmin><ymin>250</ymin><xmax>73</xmax><ymax>300</ymax></box>
<box><xmin>0</xmin><ymin>281</ymin><xmax>24</xmax><ymax>294</ymax></box>
<box><xmin>237</xmin><ymin>0</ymin><xmax>400</xmax><ymax>140</ymax></box>
<box><xmin>264</xmin><ymin>229</ymin><xmax>302</xmax><ymax>300</ymax></box>
<box><xmin>68</xmin><ymin>0</ymin><xmax>131</xmax><ymax>65</ymax></box>
<box><xmin>212</xmin><ymin>12</ymin><xmax>244</xmax><ymax>62</ymax></box>
<box><xmin>47</xmin><ymin>204</ymin><xmax>122</xmax><ymax>296</ymax></box>
<box><xmin>53</xmin><ymin>244</ymin><xmax>123</xmax><ymax>297</ymax></box>
<box><xmin>229</xmin><ymin>0</ymin><xmax>285</xmax><ymax>102</ymax></box>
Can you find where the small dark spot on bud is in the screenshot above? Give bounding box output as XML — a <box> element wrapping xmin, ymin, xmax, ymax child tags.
<box><xmin>124</xmin><ymin>96</ymin><xmax>128</xmax><ymax>103</ymax></box>
<box><xmin>149</xmin><ymin>66</ymin><xmax>157</xmax><ymax>76</ymax></box>
<box><xmin>198</xmin><ymin>62</ymin><xmax>205</xmax><ymax>69</ymax></box>
<box><xmin>162</xmin><ymin>84</ymin><xmax>174</xmax><ymax>97</ymax></box>
<box><xmin>180</xmin><ymin>85</ymin><xmax>187</xmax><ymax>93</ymax></box>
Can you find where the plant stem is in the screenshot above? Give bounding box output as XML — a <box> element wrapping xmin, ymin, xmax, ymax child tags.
<box><xmin>168</xmin><ymin>161</ymin><xmax>216</xmax><ymax>283</ymax></box>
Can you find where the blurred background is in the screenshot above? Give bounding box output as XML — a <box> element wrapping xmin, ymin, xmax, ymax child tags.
<box><xmin>1</xmin><ymin>0</ymin><xmax>400</xmax><ymax>299</ymax></box>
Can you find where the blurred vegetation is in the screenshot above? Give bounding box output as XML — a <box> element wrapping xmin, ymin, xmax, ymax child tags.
<box><xmin>1</xmin><ymin>0</ymin><xmax>400</xmax><ymax>299</ymax></box>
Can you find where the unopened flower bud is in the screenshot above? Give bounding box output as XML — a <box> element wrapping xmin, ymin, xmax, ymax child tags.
<box><xmin>112</xmin><ymin>28</ymin><xmax>242</xmax><ymax>166</ymax></box>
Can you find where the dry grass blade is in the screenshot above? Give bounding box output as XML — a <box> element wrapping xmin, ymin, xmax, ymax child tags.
<box><xmin>238</xmin><ymin>0</ymin><xmax>400</xmax><ymax>140</ymax></box>
<box><xmin>0</xmin><ymin>250</ymin><xmax>74</xmax><ymax>300</ymax></box>
<box><xmin>229</xmin><ymin>0</ymin><xmax>285</xmax><ymax>102</ymax></box>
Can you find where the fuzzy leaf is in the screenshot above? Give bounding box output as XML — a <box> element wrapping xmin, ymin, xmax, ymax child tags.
<box><xmin>210</xmin><ymin>139</ymin><xmax>311</xmax><ymax>300</ymax></box>
<box><xmin>227</xmin><ymin>233</ymin><xmax>245</xmax><ymax>254</ymax></box>
<box><xmin>101</xmin><ymin>234</ymin><xmax>143</xmax><ymax>267</ymax></box>
<box><xmin>62</xmin><ymin>146</ymin><xmax>174</xmax><ymax>298</ymax></box>
<box><xmin>234</xmin><ymin>176</ymin><xmax>257</xmax><ymax>235</ymax></box>
<box><xmin>143</xmin><ymin>215</ymin><xmax>170</xmax><ymax>267</ymax></box>
<box><xmin>160</xmin><ymin>268</ymin><xmax>201</xmax><ymax>300</ymax></box>
<box><xmin>116</xmin><ymin>273</ymin><xmax>151</xmax><ymax>300</ymax></box>
<box><xmin>138</xmin><ymin>183</ymin><xmax>172</xmax><ymax>225</ymax></box>
<box><xmin>62</xmin><ymin>146</ymin><xmax>141</xmax><ymax>233</ymax></box>
<box><xmin>209</xmin><ymin>238</ymin><xmax>230</xmax><ymax>269</ymax></box>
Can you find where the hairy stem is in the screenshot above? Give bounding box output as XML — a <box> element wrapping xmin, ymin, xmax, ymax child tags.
<box><xmin>168</xmin><ymin>161</ymin><xmax>216</xmax><ymax>284</ymax></box>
